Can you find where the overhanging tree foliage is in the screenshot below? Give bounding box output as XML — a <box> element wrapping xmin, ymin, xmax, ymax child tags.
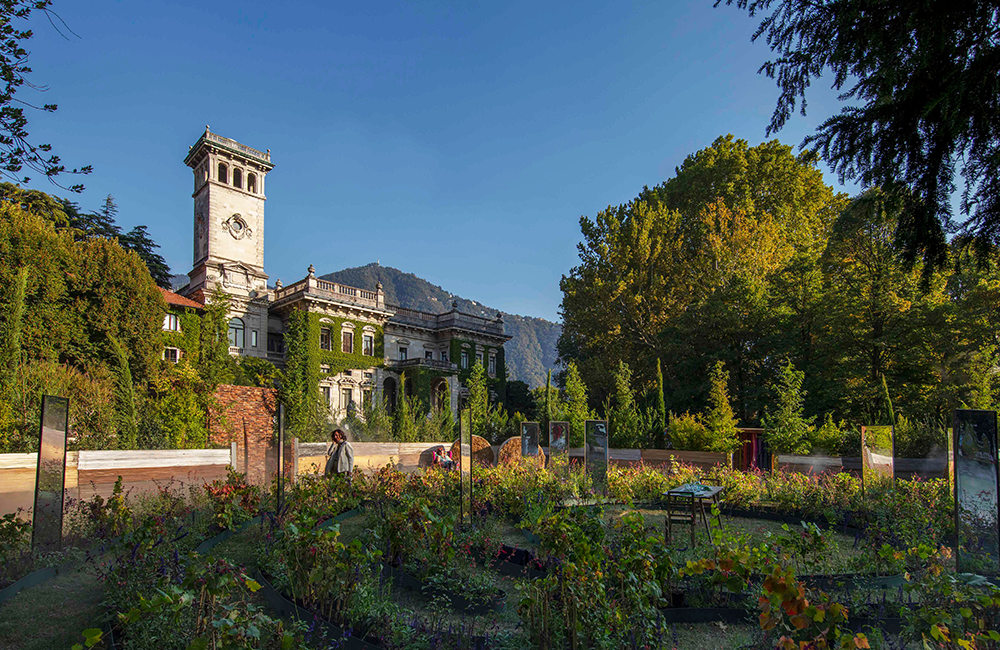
<box><xmin>0</xmin><ymin>1</ymin><xmax>90</xmax><ymax>190</ymax></box>
<box><xmin>718</xmin><ymin>0</ymin><xmax>1000</xmax><ymax>269</ymax></box>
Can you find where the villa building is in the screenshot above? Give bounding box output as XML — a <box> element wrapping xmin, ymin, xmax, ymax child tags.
<box><xmin>170</xmin><ymin>127</ymin><xmax>509</xmax><ymax>418</ymax></box>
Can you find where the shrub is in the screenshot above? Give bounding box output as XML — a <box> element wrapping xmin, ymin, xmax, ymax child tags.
<box><xmin>668</xmin><ymin>411</ymin><xmax>712</xmax><ymax>451</ymax></box>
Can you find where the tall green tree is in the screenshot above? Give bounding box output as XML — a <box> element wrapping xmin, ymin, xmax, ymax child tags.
<box><xmin>607</xmin><ymin>360</ymin><xmax>643</xmax><ymax>448</ymax></box>
<box><xmin>559</xmin><ymin>136</ymin><xmax>846</xmax><ymax>418</ymax></box>
<box><xmin>467</xmin><ymin>362</ymin><xmax>488</xmax><ymax>437</ymax></box>
<box><xmin>704</xmin><ymin>361</ymin><xmax>741</xmax><ymax>454</ymax></box>
<box><xmin>762</xmin><ymin>360</ymin><xmax>815</xmax><ymax>455</ymax></box>
<box><xmin>0</xmin><ymin>265</ymin><xmax>27</xmax><ymax>427</ymax></box>
<box><xmin>120</xmin><ymin>224</ymin><xmax>171</xmax><ymax>289</ymax></box>
<box><xmin>718</xmin><ymin>0</ymin><xmax>1000</xmax><ymax>270</ymax></box>
<box><xmin>563</xmin><ymin>361</ymin><xmax>589</xmax><ymax>447</ymax></box>
<box><xmin>654</xmin><ymin>358</ymin><xmax>666</xmax><ymax>448</ymax></box>
<box><xmin>108</xmin><ymin>333</ymin><xmax>138</xmax><ymax>449</ymax></box>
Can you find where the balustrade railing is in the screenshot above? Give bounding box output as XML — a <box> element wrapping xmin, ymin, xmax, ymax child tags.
<box><xmin>205</xmin><ymin>131</ymin><xmax>270</xmax><ymax>162</ymax></box>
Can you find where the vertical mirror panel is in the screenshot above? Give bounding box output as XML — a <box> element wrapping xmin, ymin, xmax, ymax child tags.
<box><xmin>32</xmin><ymin>395</ymin><xmax>69</xmax><ymax>553</ymax></box>
<box><xmin>954</xmin><ymin>409</ymin><xmax>1000</xmax><ymax>574</ymax></box>
<box><xmin>861</xmin><ymin>425</ymin><xmax>895</xmax><ymax>488</ymax></box>
<box><xmin>460</xmin><ymin>408</ymin><xmax>472</xmax><ymax>525</ymax></box>
<box><xmin>585</xmin><ymin>420</ymin><xmax>609</xmax><ymax>493</ymax></box>
<box><xmin>549</xmin><ymin>421</ymin><xmax>569</xmax><ymax>477</ymax></box>
<box><xmin>521</xmin><ymin>422</ymin><xmax>540</xmax><ymax>457</ymax></box>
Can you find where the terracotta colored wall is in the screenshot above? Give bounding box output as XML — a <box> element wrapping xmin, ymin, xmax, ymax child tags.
<box><xmin>209</xmin><ymin>384</ymin><xmax>277</xmax><ymax>485</ymax></box>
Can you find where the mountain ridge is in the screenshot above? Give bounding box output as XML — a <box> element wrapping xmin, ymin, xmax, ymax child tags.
<box><xmin>320</xmin><ymin>263</ymin><xmax>561</xmax><ymax>388</ymax></box>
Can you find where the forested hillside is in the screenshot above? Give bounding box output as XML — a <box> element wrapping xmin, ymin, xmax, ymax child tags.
<box><xmin>320</xmin><ymin>265</ymin><xmax>560</xmax><ymax>387</ymax></box>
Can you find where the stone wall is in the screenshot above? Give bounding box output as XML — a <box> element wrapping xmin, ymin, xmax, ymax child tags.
<box><xmin>209</xmin><ymin>384</ymin><xmax>277</xmax><ymax>485</ymax></box>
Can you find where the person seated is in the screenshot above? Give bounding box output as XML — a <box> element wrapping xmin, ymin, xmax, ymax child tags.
<box><xmin>441</xmin><ymin>449</ymin><xmax>456</xmax><ymax>470</ymax></box>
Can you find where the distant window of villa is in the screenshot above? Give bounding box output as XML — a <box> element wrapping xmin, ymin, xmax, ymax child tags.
<box><xmin>399</xmin><ymin>347</ymin><xmax>408</xmax><ymax>361</ymax></box>
<box><xmin>233</xmin><ymin>168</ymin><xmax>243</xmax><ymax>189</ymax></box>
<box><xmin>322</xmin><ymin>386</ymin><xmax>331</xmax><ymax>405</ymax></box>
<box><xmin>363</xmin><ymin>372</ymin><xmax>373</xmax><ymax>380</ymax></box>
<box><xmin>363</xmin><ymin>334</ymin><xmax>374</xmax><ymax>356</ymax></box>
<box><xmin>344</xmin><ymin>370</ymin><xmax>352</xmax><ymax>376</ymax></box>
<box><xmin>425</xmin><ymin>350</ymin><xmax>433</xmax><ymax>360</ymax></box>
<box><xmin>460</xmin><ymin>350</ymin><xmax>468</xmax><ymax>369</ymax></box>
<box><xmin>489</xmin><ymin>354</ymin><xmax>496</xmax><ymax>375</ymax></box>
<box><xmin>320</xmin><ymin>364</ymin><xmax>330</xmax><ymax>373</ymax></box>
<box><xmin>247</xmin><ymin>173</ymin><xmax>257</xmax><ymax>193</ymax></box>
<box><xmin>163</xmin><ymin>313</ymin><xmax>179</xmax><ymax>332</ymax></box>
<box><xmin>342</xmin><ymin>331</ymin><xmax>353</xmax><ymax>353</ymax></box>
<box><xmin>441</xmin><ymin>351</ymin><xmax>449</xmax><ymax>362</ymax></box>
<box><xmin>218</xmin><ymin>163</ymin><xmax>228</xmax><ymax>184</ymax></box>
<box><xmin>341</xmin><ymin>388</ymin><xmax>353</xmax><ymax>411</ymax></box>
<box><xmin>320</xmin><ymin>327</ymin><xmax>331</xmax><ymax>350</ymax></box>
<box><xmin>363</xmin><ymin>389</ymin><xmax>372</xmax><ymax>409</ymax></box>
<box><xmin>251</xmin><ymin>330</ymin><xmax>258</xmax><ymax>348</ymax></box>
<box><xmin>477</xmin><ymin>352</ymin><xmax>484</xmax><ymax>366</ymax></box>
<box><xmin>163</xmin><ymin>347</ymin><xmax>180</xmax><ymax>364</ymax></box>
<box><xmin>228</xmin><ymin>317</ymin><xmax>244</xmax><ymax>349</ymax></box>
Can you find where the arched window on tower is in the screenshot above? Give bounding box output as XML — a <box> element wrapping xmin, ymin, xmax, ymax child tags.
<box><xmin>233</xmin><ymin>168</ymin><xmax>243</xmax><ymax>189</ymax></box>
<box><xmin>228</xmin><ymin>317</ymin><xmax>245</xmax><ymax>350</ymax></box>
<box><xmin>247</xmin><ymin>173</ymin><xmax>257</xmax><ymax>193</ymax></box>
<box><xmin>218</xmin><ymin>163</ymin><xmax>228</xmax><ymax>184</ymax></box>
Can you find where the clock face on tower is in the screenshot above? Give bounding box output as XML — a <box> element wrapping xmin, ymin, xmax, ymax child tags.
<box><xmin>223</xmin><ymin>214</ymin><xmax>253</xmax><ymax>240</ymax></box>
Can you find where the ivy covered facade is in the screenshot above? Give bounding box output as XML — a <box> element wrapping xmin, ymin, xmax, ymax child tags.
<box><xmin>172</xmin><ymin>128</ymin><xmax>510</xmax><ymax>425</ymax></box>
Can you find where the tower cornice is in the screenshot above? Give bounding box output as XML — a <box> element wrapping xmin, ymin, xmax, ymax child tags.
<box><xmin>184</xmin><ymin>127</ymin><xmax>273</xmax><ymax>170</ymax></box>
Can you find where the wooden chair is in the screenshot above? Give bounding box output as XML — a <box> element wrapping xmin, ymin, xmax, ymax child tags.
<box><xmin>664</xmin><ymin>492</ymin><xmax>710</xmax><ymax>547</ymax></box>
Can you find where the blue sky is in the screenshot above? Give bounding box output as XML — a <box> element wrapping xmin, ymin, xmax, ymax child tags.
<box><xmin>21</xmin><ymin>0</ymin><xmax>854</xmax><ymax>322</ymax></box>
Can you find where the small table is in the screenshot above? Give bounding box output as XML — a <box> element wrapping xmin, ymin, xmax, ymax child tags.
<box><xmin>665</xmin><ymin>484</ymin><xmax>725</xmax><ymax>530</ymax></box>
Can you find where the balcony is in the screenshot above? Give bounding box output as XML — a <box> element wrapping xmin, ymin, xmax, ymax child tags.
<box><xmin>387</xmin><ymin>305</ymin><xmax>507</xmax><ymax>338</ymax></box>
<box><xmin>387</xmin><ymin>358</ymin><xmax>458</xmax><ymax>372</ymax></box>
<box><xmin>272</xmin><ymin>275</ymin><xmax>386</xmax><ymax>312</ymax></box>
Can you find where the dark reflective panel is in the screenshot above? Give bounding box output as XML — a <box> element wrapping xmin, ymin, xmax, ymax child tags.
<box><xmin>862</xmin><ymin>425</ymin><xmax>895</xmax><ymax>485</ymax></box>
<box><xmin>33</xmin><ymin>395</ymin><xmax>69</xmax><ymax>553</ymax></box>
<box><xmin>521</xmin><ymin>422</ymin><xmax>540</xmax><ymax>457</ymax></box>
<box><xmin>585</xmin><ymin>420</ymin><xmax>609</xmax><ymax>493</ymax></box>
<box><xmin>549</xmin><ymin>421</ymin><xmax>569</xmax><ymax>454</ymax></box>
<box><xmin>460</xmin><ymin>408</ymin><xmax>472</xmax><ymax>524</ymax></box>
<box><xmin>549</xmin><ymin>421</ymin><xmax>570</xmax><ymax>477</ymax></box>
<box><xmin>954</xmin><ymin>410</ymin><xmax>1000</xmax><ymax>573</ymax></box>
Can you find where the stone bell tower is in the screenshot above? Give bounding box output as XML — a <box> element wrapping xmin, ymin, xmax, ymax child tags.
<box><xmin>182</xmin><ymin>127</ymin><xmax>274</xmax><ymax>358</ymax></box>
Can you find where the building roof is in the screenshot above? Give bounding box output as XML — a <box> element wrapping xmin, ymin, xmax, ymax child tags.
<box><xmin>159</xmin><ymin>286</ymin><xmax>204</xmax><ymax>310</ymax></box>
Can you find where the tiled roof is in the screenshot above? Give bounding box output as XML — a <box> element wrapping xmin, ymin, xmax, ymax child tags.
<box><xmin>159</xmin><ymin>286</ymin><xmax>204</xmax><ymax>310</ymax></box>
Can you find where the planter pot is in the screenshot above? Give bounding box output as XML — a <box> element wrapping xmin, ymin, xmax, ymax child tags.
<box><xmin>382</xmin><ymin>564</ymin><xmax>506</xmax><ymax>615</ymax></box>
<box><xmin>195</xmin><ymin>515</ymin><xmax>262</xmax><ymax>555</ymax></box>
<box><xmin>473</xmin><ymin>544</ymin><xmax>549</xmax><ymax>580</ymax></box>
<box><xmin>315</xmin><ymin>507</ymin><xmax>364</xmax><ymax>531</ymax></box>
<box><xmin>658</xmin><ymin>606</ymin><xmax>752</xmax><ymax>624</ymax></box>
<box><xmin>253</xmin><ymin>570</ymin><xmax>380</xmax><ymax>650</ymax></box>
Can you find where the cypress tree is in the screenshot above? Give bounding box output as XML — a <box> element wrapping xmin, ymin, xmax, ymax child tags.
<box><xmin>655</xmin><ymin>358</ymin><xmax>666</xmax><ymax>448</ymax></box>
<box><xmin>108</xmin><ymin>333</ymin><xmax>138</xmax><ymax>449</ymax></box>
<box><xmin>0</xmin><ymin>266</ymin><xmax>27</xmax><ymax>397</ymax></box>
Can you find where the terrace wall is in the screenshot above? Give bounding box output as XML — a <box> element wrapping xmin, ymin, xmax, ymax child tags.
<box><xmin>0</xmin><ymin>448</ymin><xmax>234</xmax><ymax>516</ymax></box>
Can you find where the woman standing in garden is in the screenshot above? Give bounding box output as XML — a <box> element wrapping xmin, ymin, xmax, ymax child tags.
<box><xmin>324</xmin><ymin>429</ymin><xmax>354</xmax><ymax>478</ymax></box>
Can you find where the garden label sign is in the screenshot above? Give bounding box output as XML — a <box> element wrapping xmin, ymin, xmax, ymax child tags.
<box><xmin>585</xmin><ymin>420</ymin><xmax>609</xmax><ymax>493</ymax></box>
<box><xmin>954</xmin><ymin>409</ymin><xmax>1000</xmax><ymax>574</ymax></box>
<box><xmin>275</xmin><ymin>403</ymin><xmax>288</xmax><ymax>513</ymax></box>
<box><xmin>521</xmin><ymin>421</ymin><xmax>540</xmax><ymax>457</ymax></box>
<box><xmin>460</xmin><ymin>407</ymin><xmax>472</xmax><ymax>525</ymax></box>
<box><xmin>32</xmin><ymin>395</ymin><xmax>69</xmax><ymax>553</ymax></box>
<box><xmin>860</xmin><ymin>425</ymin><xmax>894</xmax><ymax>491</ymax></box>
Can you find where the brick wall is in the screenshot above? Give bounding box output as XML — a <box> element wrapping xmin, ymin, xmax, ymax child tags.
<box><xmin>209</xmin><ymin>384</ymin><xmax>277</xmax><ymax>485</ymax></box>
